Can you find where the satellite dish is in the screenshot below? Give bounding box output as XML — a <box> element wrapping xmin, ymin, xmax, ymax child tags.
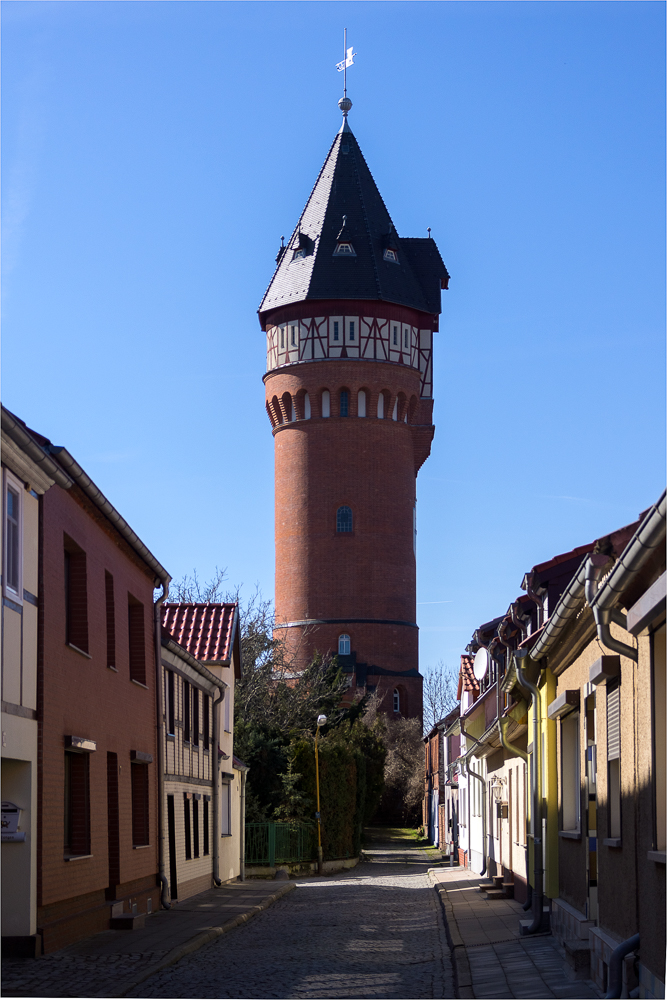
<box><xmin>473</xmin><ymin>647</ymin><xmax>489</xmax><ymax>681</ymax></box>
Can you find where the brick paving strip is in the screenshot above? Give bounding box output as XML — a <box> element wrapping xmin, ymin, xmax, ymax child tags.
<box><xmin>429</xmin><ymin>866</ymin><xmax>603</xmax><ymax>999</ymax></box>
<box><xmin>1</xmin><ymin>881</ymin><xmax>294</xmax><ymax>999</ymax></box>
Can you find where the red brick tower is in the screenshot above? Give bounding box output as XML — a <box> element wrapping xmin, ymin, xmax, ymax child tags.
<box><xmin>258</xmin><ymin>103</ymin><xmax>449</xmax><ymax>722</ymax></box>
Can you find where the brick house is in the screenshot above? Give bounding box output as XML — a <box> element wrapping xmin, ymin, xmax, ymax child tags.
<box><xmin>423</xmin><ymin>705</ymin><xmax>459</xmax><ymax>854</ymax></box>
<box><xmin>160</xmin><ymin>603</ymin><xmax>243</xmax><ymax>902</ymax></box>
<box><xmin>8</xmin><ymin>413</ymin><xmax>171</xmax><ymax>953</ymax></box>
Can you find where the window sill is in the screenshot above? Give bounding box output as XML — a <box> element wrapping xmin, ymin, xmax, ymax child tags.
<box><xmin>647</xmin><ymin>850</ymin><xmax>666</xmax><ymax>864</ymax></box>
<box><xmin>133</xmin><ymin>844</ymin><xmax>151</xmax><ymax>850</ymax></box>
<box><xmin>64</xmin><ymin>854</ymin><xmax>93</xmax><ymax>861</ymax></box>
<box><xmin>603</xmin><ymin>838</ymin><xmax>622</xmax><ymax>848</ymax></box>
<box><xmin>166</xmin><ymin>734</ymin><xmax>175</xmax><ymax>741</ymax></box>
<box><xmin>559</xmin><ymin>830</ymin><xmax>582</xmax><ymax>840</ymax></box>
<box><xmin>67</xmin><ymin>643</ymin><xmax>91</xmax><ymax>660</ymax></box>
<box><xmin>131</xmin><ymin>679</ymin><xmax>149</xmax><ymax>689</ymax></box>
<box><xmin>108</xmin><ymin>665</ymin><xmax>118</xmax><ymax>672</ymax></box>
<box><xmin>220</xmin><ymin>833</ymin><xmax>233</xmax><ymax>838</ymax></box>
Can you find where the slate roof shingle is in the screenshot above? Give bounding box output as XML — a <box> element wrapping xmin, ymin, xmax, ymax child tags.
<box><xmin>161</xmin><ymin>603</ymin><xmax>237</xmax><ymax>664</ymax></box>
<box><xmin>258</xmin><ymin>120</ymin><xmax>449</xmax><ymax>324</ymax></box>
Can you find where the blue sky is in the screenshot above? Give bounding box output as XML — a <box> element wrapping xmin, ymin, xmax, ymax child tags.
<box><xmin>2</xmin><ymin>1</ymin><xmax>665</xmax><ymax>675</ymax></box>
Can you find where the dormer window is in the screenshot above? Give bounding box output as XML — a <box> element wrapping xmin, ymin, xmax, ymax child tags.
<box><xmin>334</xmin><ymin>242</ymin><xmax>356</xmax><ymax>256</ymax></box>
<box><xmin>292</xmin><ymin>231</ymin><xmax>313</xmax><ymax>261</ymax></box>
<box><xmin>383</xmin><ymin>248</ymin><xmax>398</xmax><ymax>263</ymax></box>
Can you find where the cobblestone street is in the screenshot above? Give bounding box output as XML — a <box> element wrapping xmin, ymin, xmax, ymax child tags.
<box><xmin>138</xmin><ymin>840</ymin><xmax>454</xmax><ymax>1000</ymax></box>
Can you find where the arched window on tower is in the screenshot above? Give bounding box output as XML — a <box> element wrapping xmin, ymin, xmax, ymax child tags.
<box><xmin>338</xmin><ymin>634</ymin><xmax>351</xmax><ymax>656</ymax></box>
<box><xmin>336</xmin><ymin>506</ymin><xmax>353</xmax><ymax>533</ymax></box>
<box><xmin>321</xmin><ymin>390</ymin><xmax>330</xmax><ymax>418</ymax></box>
<box><xmin>339</xmin><ymin>390</ymin><xmax>349</xmax><ymax>416</ymax></box>
<box><xmin>304</xmin><ymin>393</ymin><xmax>311</xmax><ymax>419</ymax></box>
<box><xmin>393</xmin><ymin>689</ymin><xmax>400</xmax><ymax>713</ymax></box>
<box><xmin>357</xmin><ymin>390</ymin><xmax>366</xmax><ymax>417</ymax></box>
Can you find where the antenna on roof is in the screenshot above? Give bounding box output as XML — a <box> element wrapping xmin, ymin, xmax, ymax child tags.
<box><xmin>427</xmin><ymin>227</ymin><xmax>432</xmax><ymax>238</ymax></box>
<box><xmin>336</xmin><ymin>28</ymin><xmax>355</xmax><ymax>118</ymax></box>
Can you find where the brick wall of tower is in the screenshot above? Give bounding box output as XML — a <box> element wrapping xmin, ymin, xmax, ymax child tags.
<box><xmin>265</xmin><ymin>356</ymin><xmax>432</xmax><ymax>721</ymax></box>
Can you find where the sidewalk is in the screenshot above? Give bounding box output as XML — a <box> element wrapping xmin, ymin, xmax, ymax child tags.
<box><xmin>1</xmin><ymin>880</ymin><xmax>294</xmax><ymax>999</ymax></box>
<box><xmin>430</xmin><ymin>866</ymin><xmax>602</xmax><ymax>1000</ymax></box>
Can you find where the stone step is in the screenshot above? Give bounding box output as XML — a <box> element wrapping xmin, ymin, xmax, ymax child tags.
<box><xmin>484</xmin><ymin>888</ymin><xmax>507</xmax><ymax>899</ymax></box>
<box><xmin>492</xmin><ymin>875</ymin><xmax>504</xmax><ymax>888</ymax></box>
<box><xmin>476</xmin><ymin>881</ymin><xmax>495</xmax><ymax>893</ymax></box>
<box><xmin>502</xmin><ymin>882</ymin><xmax>514</xmax><ymax>898</ymax></box>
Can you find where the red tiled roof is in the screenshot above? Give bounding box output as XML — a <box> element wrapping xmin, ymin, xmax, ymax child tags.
<box><xmin>456</xmin><ymin>654</ymin><xmax>480</xmax><ymax>702</ymax></box>
<box><xmin>161</xmin><ymin>603</ymin><xmax>237</xmax><ymax>663</ymax></box>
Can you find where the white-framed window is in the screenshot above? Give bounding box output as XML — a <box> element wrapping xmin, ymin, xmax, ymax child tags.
<box><xmin>280</xmin><ymin>326</ymin><xmax>285</xmax><ymax>349</ymax></box>
<box><xmin>333</xmin><ymin>321</ymin><xmax>340</xmax><ymax>341</ymax></box>
<box><xmin>383</xmin><ymin>248</ymin><xmax>398</xmax><ymax>262</ymax></box>
<box><xmin>290</xmin><ymin>324</ymin><xmax>297</xmax><ymax>346</ymax></box>
<box><xmin>560</xmin><ymin>710</ymin><xmax>580</xmax><ymax>832</ymax></box>
<box><xmin>348</xmin><ymin>321</ymin><xmax>355</xmax><ymax>341</ymax></box>
<box><xmin>3</xmin><ymin>469</ymin><xmax>23</xmax><ymax>603</ymax></box>
<box><xmin>338</xmin><ymin>634</ymin><xmax>350</xmax><ymax>656</ymax></box>
<box><xmin>334</xmin><ymin>242</ymin><xmax>356</xmax><ymax>256</ymax></box>
<box><xmin>221</xmin><ymin>782</ymin><xmax>231</xmax><ymax>836</ymax></box>
<box><xmin>404</xmin><ymin>327</ymin><xmax>410</xmax><ymax>349</ymax></box>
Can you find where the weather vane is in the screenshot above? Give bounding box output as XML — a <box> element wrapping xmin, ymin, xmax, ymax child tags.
<box><xmin>336</xmin><ymin>28</ymin><xmax>356</xmax><ymax>117</ymax></box>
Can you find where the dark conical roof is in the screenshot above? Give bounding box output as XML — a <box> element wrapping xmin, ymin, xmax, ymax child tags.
<box><xmin>258</xmin><ymin>120</ymin><xmax>449</xmax><ymax>323</ymax></box>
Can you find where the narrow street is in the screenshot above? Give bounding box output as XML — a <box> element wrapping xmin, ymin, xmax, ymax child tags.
<box><xmin>138</xmin><ymin>830</ymin><xmax>455</xmax><ymax>1000</ymax></box>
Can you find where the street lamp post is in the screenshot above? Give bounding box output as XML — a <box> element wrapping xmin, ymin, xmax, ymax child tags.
<box><xmin>315</xmin><ymin>713</ymin><xmax>327</xmax><ymax>874</ymax></box>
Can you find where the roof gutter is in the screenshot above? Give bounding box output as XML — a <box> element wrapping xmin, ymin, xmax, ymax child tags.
<box><xmin>1</xmin><ymin>408</ymin><xmax>73</xmax><ymax>489</ymax></box>
<box><xmin>588</xmin><ymin>491</ymin><xmax>666</xmax><ymax>661</ymax></box>
<box><xmin>47</xmin><ymin>445</ymin><xmax>170</xmax><ymax>586</ymax></box>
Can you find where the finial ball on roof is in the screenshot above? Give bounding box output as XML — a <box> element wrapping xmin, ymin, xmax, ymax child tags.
<box><xmin>338</xmin><ymin>96</ymin><xmax>352</xmax><ymax>115</ymax></box>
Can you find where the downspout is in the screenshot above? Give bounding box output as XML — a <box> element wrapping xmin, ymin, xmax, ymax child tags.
<box><xmin>514</xmin><ymin>649</ymin><xmax>546</xmax><ymax>934</ymax></box>
<box><xmin>154</xmin><ymin>579</ymin><xmax>171</xmax><ymax>910</ymax></box>
<box><xmin>604</xmin><ymin>933</ymin><xmax>640</xmax><ymax>999</ymax></box>
<box><xmin>460</xmin><ymin>722</ymin><xmax>487</xmax><ymax>878</ymax></box>
<box><xmin>585</xmin><ymin>555</ymin><xmax>638</xmax><ymax>662</ymax></box>
<box><xmin>212</xmin><ymin>686</ymin><xmax>225</xmax><ymax>886</ymax></box>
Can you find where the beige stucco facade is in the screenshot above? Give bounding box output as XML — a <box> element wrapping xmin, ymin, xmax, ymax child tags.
<box><xmin>548</xmin><ymin>590</ymin><xmax>665</xmax><ymax>996</ymax></box>
<box><xmin>2</xmin><ymin>434</ymin><xmax>56</xmax><ymax>955</ymax></box>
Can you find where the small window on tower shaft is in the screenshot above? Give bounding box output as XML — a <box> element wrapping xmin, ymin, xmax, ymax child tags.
<box><xmin>336</xmin><ymin>506</ymin><xmax>353</xmax><ymax>533</ymax></box>
<box><xmin>393</xmin><ymin>689</ymin><xmax>400</xmax><ymax>713</ymax></box>
<box><xmin>338</xmin><ymin>634</ymin><xmax>351</xmax><ymax>656</ymax></box>
<box><xmin>404</xmin><ymin>329</ymin><xmax>409</xmax><ymax>349</ymax></box>
<box><xmin>280</xmin><ymin>328</ymin><xmax>285</xmax><ymax>349</ymax></box>
<box><xmin>393</xmin><ymin>326</ymin><xmax>398</xmax><ymax>346</ymax></box>
<box><xmin>333</xmin><ymin>321</ymin><xmax>339</xmax><ymax>341</ymax></box>
<box><xmin>290</xmin><ymin>326</ymin><xmax>297</xmax><ymax>346</ymax></box>
<box><xmin>349</xmin><ymin>322</ymin><xmax>355</xmax><ymax>341</ymax></box>
<box><xmin>339</xmin><ymin>390</ymin><xmax>349</xmax><ymax>417</ymax></box>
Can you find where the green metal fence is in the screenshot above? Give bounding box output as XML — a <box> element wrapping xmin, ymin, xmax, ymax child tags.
<box><xmin>245</xmin><ymin>822</ymin><xmax>316</xmax><ymax>866</ymax></box>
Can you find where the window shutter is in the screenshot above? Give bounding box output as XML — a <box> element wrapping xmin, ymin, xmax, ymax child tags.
<box><xmin>607</xmin><ymin>683</ymin><xmax>620</xmax><ymax>761</ymax></box>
